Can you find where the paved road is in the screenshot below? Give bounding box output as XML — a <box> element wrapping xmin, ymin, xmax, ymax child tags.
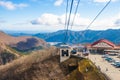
<box><xmin>89</xmin><ymin>54</ymin><xmax>120</xmax><ymax>80</ymax></box>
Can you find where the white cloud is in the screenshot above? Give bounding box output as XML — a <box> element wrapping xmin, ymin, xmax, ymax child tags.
<box><xmin>31</xmin><ymin>12</ymin><xmax>120</xmax><ymax>31</ymax></box>
<box><xmin>54</xmin><ymin>0</ymin><xmax>63</xmax><ymax>6</ymax></box>
<box><xmin>31</xmin><ymin>13</ymin><xmax>90</xmax><ymax>26</ymax></box>
<box><xmin>114</xmin><ymin>13</ymin><xmax>120</xmax><ymax>26</ymax></box>
<box><xmin>90</xmin><ymin>12</ymin><xmax>120</xmax><ymax>30</ymax></box>
<box><xmin>31</xmin><ymin>13</ymin><xmax>61</xmax><ymax>25</ymax></box>
<box><xmin>0</xmin><ymin>20</ymin><xmax>5</xmax><ymax>23</ymax></box>
<box><xmin>16</xmin><ymin>3</ymin><xmax>28</xmax><ymax>9</ymax></box>
<box><xmin>0</xmin><ymin>17</ymin><xmax>6</xmax><ymax>23</ymax></box>
<box><xmin>115</xmin><ymin>19</ymin><xmax>120</xmax><ymax>26</ymax></box>
<box><xmin>0</xmin><ymin>1</ymin><xmax>28</xmax><ymax>10</ymax></box>
<box><xmin>31</xmin><ymin>13</ymin><xmax>91</xmax><ymax>31</ymax></box>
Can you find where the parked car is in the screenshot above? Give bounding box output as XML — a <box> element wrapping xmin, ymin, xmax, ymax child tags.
<box><xmin>102</xmin><ymin>54</ymin><xmax>109</xmax><ymax>58</ymax></box>
<box><xmin>115</xmin><ymin>63</ymin><xmax>120</xmax><ymax>68</ymax></box>
<box><xmin>105</xmin><ymin>57</ymin><xmax>114</xmax><ymax>62</ymax></box>
<box><xmin>109</xmin><ymin>53</ymin><xmax>117</xmax><ymax>56</ymax></box>
<box><xmin>111</xmin><ymin>61</ymin><xmax>120</xmax><ymax>66</ymax></box>
<box><xmin>117</xmin><ymin>54</ymin><xmax>120</xmax><ymax>58</ymax></box>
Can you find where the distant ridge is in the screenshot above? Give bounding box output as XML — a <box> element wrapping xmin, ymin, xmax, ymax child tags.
<box><xmin>32</xmin><ymin>29</ymin><xmax>120</xmax><ymax>44</ymax></box>
<box><xmin>7</xmin><ymin>29</ymin><xmax>120</xmax><ymax>44</ymax></box>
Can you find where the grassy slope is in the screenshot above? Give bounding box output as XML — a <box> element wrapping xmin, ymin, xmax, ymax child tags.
<box><xmin>0</xmin><ymin>47</ymin><xmax>61</xmax><ymax>80</ymax></box>
<box><xmin>6</xmin><ymin>45</ymin><xmax>22</xmax><ymax>57</ymax></box>
<box><xmin>78</xmin><ymin>59</ymin><xmax>106</xmax><ymax>80</ymax></box>
<box><xmin>12</xmin><ymin>45</ymin><xmax>44</xmax><ymax>55</ymax></box>
<box><xmin>0</xmin><ymin>48</ymin><xmax>108</xmax><ymax>80</ymax></box>
<box><xmin>62</xmin><ymin>57</ymin><xmax>107</xmax><ymax>80</ymax></box>
<box><xmin>0</xmin><ymin>43</ymin><xmax>22</xmax><ymax>65</ymax></box>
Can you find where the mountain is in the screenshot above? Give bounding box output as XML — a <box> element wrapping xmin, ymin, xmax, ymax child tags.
<box><xmin>0</xmin><ymin>31</ymin><xmax>49</xmax><ymax>65</ymax></box>
<box><xmin>33</xmin><ymin>29</ymin><xmax>120</xmax><ymax>44</ymax></box>
<box><xmin>0</xmin><ymin>31</ymin><xmax>48</xmax><ymax>52</ymax></box>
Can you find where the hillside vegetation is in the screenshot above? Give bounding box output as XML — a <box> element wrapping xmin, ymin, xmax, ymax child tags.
<box><xmin>61</xmin><ymin>56</ymin><xmax>107</xmax><ymax>80</ymax></box>
<box><xmin>0</xmin><ymin>47</ymin><xmax>108</xmax><ymax>80</ymax></box>
<box><xmin>0</xmin><ymin>41</ymin><xmax>21</xmax><ymax>65</ymax></box>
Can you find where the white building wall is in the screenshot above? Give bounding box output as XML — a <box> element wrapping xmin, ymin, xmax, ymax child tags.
<box><xmin>60</xmin><ymin>48</ymin><xmax>71</xmax><ymax>62</ymax></box>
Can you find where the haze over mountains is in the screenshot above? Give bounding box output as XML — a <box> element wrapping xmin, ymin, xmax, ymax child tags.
<box><xmin>8</xmin><ymin>29</ymin><xmax>120</xmax><ymax>44</ymax></box>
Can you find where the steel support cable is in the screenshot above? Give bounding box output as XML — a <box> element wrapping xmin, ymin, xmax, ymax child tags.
<box><xmin>63</xmin><ymin>0</ymin><xmax>69</xmax><ymax>44</ymax></box>
<box><xmin>81</xmin><ymin>0</ymin><xmax>111</xmax><ymax>36</ymax></box>
<box><xmin>70</xmin><ymin>0</ymin><xmax>81</xmax><ymax>29</ymax></box>
<box><xmin>64</xmin><ymin>0</ymin><xmax>69</xmax><ymax>29</ymax></box>
<box><xmin>68</xmin><ymin>0</ymin><xmax>80</xmax><ymax>44</ymax></box>
<box><xmin>64</xmin><ymin>0</ymin><xmax>74</xmax><ymax>43</ymax></box>
<box><xmin>70</xmin><ymin>0</ymin><xmax>81</xmax><ymax>44</ymax></box>
<box><xmin>77</xmin><ymin>0</ymin><xmax>111</xmax><ymax>43</ymax></box>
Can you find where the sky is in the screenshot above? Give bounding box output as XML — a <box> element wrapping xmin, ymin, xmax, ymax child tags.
<box><xmin>0</xmin><ymin>0</ymin><xmax>120</xmax><ymax>33</ymax></box>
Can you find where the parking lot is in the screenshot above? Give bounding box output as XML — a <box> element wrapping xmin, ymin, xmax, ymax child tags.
<box><xmin>89</xmin><ymin>54</ymin><xmax>120</xmax><ymax>80</ymax></box>
<box><xmin>102</xmin><ymin>54</ymin><xmax>120</xmax><ymax>67</ymax></box>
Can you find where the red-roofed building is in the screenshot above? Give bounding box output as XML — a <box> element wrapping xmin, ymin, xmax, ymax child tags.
<box><xmin>91</xmin><ymin>39</ymin><xmax>115</xmax><ymax>49</ymax></box>
<box><xmin>90</xmin><ymin>39</ymin><xmax>116</xmax><ymax>54</ymax></box>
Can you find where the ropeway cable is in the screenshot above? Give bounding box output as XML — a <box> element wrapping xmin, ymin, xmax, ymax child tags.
<box><xmin>64</xmin><ymin>0</ymin><xmax>74</xmax><ymax>43</ymax></box>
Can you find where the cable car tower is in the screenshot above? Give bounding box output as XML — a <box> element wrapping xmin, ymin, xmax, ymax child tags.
<box><xmin>59</xmin><ymin>44</ymin><xmax>71</xmax><ymax>62</ymax></box>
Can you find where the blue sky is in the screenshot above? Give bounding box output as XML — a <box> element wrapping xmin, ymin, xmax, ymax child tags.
<box><xmin>0</xmin><ymin>0</ymin><xmax>120</xmax><ymax>32</ymax></box>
